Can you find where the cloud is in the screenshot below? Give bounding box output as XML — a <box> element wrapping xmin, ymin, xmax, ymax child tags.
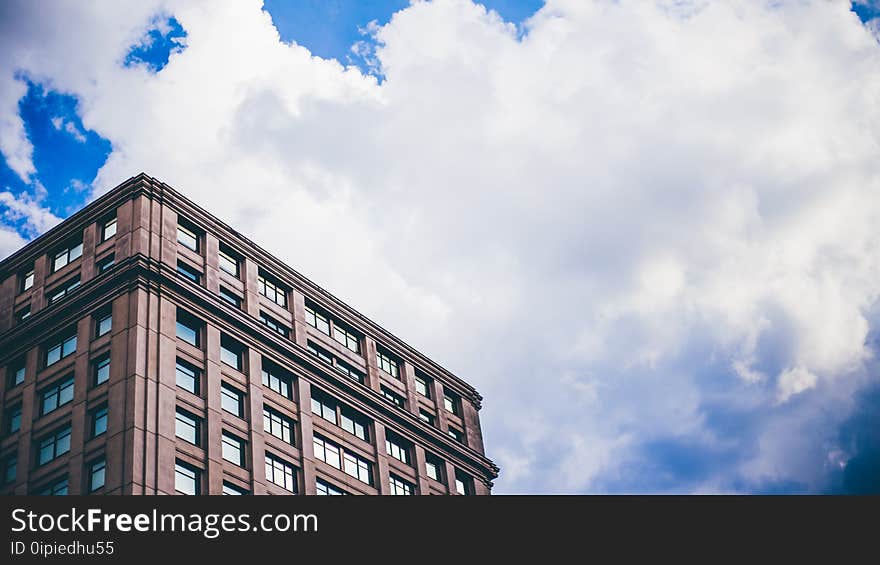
<box><xmin>0</xmin><ymin>188</ymin><xmax>62</xmax><ymax>236</ymax></box>
<box><xmin>2</xmin><ymin>0</ymin><xmax>880</xmax><ymax>492</ymax></box>
<box><xmin>51</xmin><ymin>115</ymin><xmax>87</xmax><ymax>142</ymax></box>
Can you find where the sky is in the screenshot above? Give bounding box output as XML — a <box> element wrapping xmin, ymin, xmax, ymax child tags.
<box><xmin>1</xmin><ymin>0</ymin><xmax>880</xmax><ymax>494</ymax></box>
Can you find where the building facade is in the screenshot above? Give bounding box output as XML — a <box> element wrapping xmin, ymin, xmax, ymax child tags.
<box><xmin>0</xmin><ymin>173</ymin><xmax>498</xmax><ymax>495</ymax></box>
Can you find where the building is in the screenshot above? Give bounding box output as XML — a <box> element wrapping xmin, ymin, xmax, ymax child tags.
<box><xmin>0</xmin><ymin>173</ymin><xmax>498</xmax><ymax>495</ymax></box>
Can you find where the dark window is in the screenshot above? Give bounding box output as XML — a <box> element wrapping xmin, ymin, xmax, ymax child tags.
<box><xmin>101</xmin><ymin>216</ymin><xmax>117</xmax><ymax>241</ymax></box>
<box><xmin>93</xmin><ymin>354</ymin><xmax>110</xmax><ymax>386</ymax></box>
<box><xmin>315</xmin><ymin>478</ymin><xmax>347</xmax><ymax>495</ymax></box>
<box><xmin>177</xmin><ymin>221</ymin><xmax>199</xmax><ymax>252</ymax></box>
<box><xmin>312</xmin><ymin>434</ymin><xmax>342</xmax><ymax>469</ymax></box>
<box><xmin>221</xmin><ymin>432</ymin><xmax>246</xmax><ymax>467</ymax></box>
<box><xmin>418</xmin><ymin>409</ymin><xmax>435</xmax><ymax>426</ymax></box>
<box><xmin>222</xmin><ymin>482</ymin><xmax>248</xmax><ymax>495</ymax></box>
<box><xmin>455</xmin><ymin>470</ymin><xmax>473</xmax><ymax>495</ymax></box>
<box><xmin>37</xmin><ymin>476</ymin><xmax>68</xmax><ymax>495</ymax></box>
<box><xmin>7</xmin><ymin>361</ymin><xmax>25</xmax><ymax>389</ymax></box>
<box><xmin>381</xmin><ymin>386</ymin><xmax>405</xmax><ymax>408</ymax></box>
<box><xmin>221</xmin><ymin>383</ymin><xmax>244</xmax><ymax>418</ymax></box>
<box><xmin>385</xmin><ymin>431</ymin><xmax>412</xmax><ymax>465</ymax></box>
<box><xmin>415</xmin><ymin>373</ymin><xmax>432</xmax><ymax>397</ymax></box>
<box><xmin>219</xmin><ymin>287</ymin><xmax>241</xmax><ymax>308</ymax></box>
<box><xmin>175</xmin><ymin>409</ymin><xmax>201</xmax><ymax>445</ymax></box>
<box><xmin>443</xmin><ymin>389</ymin><xmax>460</xmax><ymax>415</ymax></box>
<box><xmin>176</xmin><ymin>310</ymin><xmax>201</xmax><ymax>347</ymax></box>
<box><xmin>342</xmin><ymin>451</ymin><xmax>372</xmax><ymax>485</ymax></box>
<box><xmin>257</xmin><ymin>271</ymin><xmax>287</xmax><ymax>307</ymax></box>
<box><xmin>95</xmin><ymin>309</ymin><xmax>112</xmax><ymax>337</ymax></box>
<box><xmin>97</xmin><ymin>254</ymin><xmax>115</xmax><ymax>273</ymax></box>
<box><xmin>304</xmin><ymin>304</ymin><xmax>360</xmax><ymax>353</ymax></box>
<box><xmin>15</xmin><ymin>305</ymin><xmax>30</xmax><ymax>323</ymax></box>
<box><xmin>38</xmin><ymin>426</ymin><xmax>71</xmax><ymax>465</ymax></box>
<box><xmin>220</xmin><ymin>335</ymin><xmax>245</xmax><ymax>371</ymax></box>
<box><xmin>264</xmin><ymin>453</ymin><xmax>296</xmax><ymax>492</ymax></box>
<box><xmin>262</xmin><ymin>361</ymin><xmax>292</xmax><ymax>399</ymax></box>
<box><xmin>389</xmin><ymin>474</ymin><xmax>414</xmax><ymax>495</ymax></box>
<box><xmin>376</xmin><ymin>349</ymin><xmax>399</xmax><ymax>378</ymax></box>
<box><xmin>6</xmin><ymin>404</ymin><xmax>22</xmax><ymax>434</ymax></box>
<box><xmin>45</xmin><ymin>331</ymin><xmax>77</xmax><ymax>367</ymax></box>
<box><xmin>2</xmin><ymin>453</ymin><xmax>16</xmax><ymax>484</ymax></box>
<box><xmin>46</xmin><ymin>276</ymin><xmax>81</xmax><ymax>305</ymax></box>
<box><xmin>21</xmin><ymin>268</ymin><xmax>34</xmax><ymax>292</ymax></box>
<box><xmin>218</xmin><ymin>244</ymin><xmax>239</xmax><ymax>277</ymax></box>
<box><xmin>263</xmin><ymin>405</ymin><xmax>295</xmax><ymax>445</ymax></box>
<box><xmin>310</xmin><ymin>390</ymin><xmax>337</xmax><ymax>424</ymax></box>
<box><xmin>304</xmin><ymin>305</ymin><xmax>330</xmax><ymax>335</ymax></box>
<box><xmin>447</xmin><ymin>426</ymin><xmax>465</xmax><ymax>444</ymax></box>
<box><xmin>88</xmin><ymin>458</ymin><xmax>106</xmax><ymax>491</ymax></box>
<box><xmin>425</xmin><ymin>454</ymin><xmax>444</xmax><ymax>483</ymax></box>
<box><xmin>307</xmin><ymin>341</ymin><xmax>333</xmax><ymax>364</ymax></box>
<box><xmin>260</xmin><ymin>311</ymin><xmax>289</xmax><ymax>338</ymax></box>
<box><xmin>307</xmin><ymin>342</ymin><xmax>364</xmax><ymax>384</ymax></box>
<box><xmin>175</xmin><ymin>461</ymin><xmax>200</xmax><ymax>495</ymax></box>
<box><xmin>40</xmin><ymin>375</ymin><xmax>74</xmax><ymax>416</ymax></box>
<box><xmin>90</xmin><ymin>406</ymin><xmax>108</xmax><ymax>437</ymax></box>
<box><xmin>52</xmin><ymin>239</ymin><xmax>83</xmax><ymax>272</ymax></box>
<box><xmin>340</xmin><ymin>407</ymin><xmax>369</xmax><ymax>442</ymax></box>
<box><xmin>177</xmin><ymin>261</ymin><xmax>201</xmax><ymax>283</ymax></box>
<box><xmin>175</xmin><ymin>359</ymin><xmax>201</xmax><ymax>395</ymax></box>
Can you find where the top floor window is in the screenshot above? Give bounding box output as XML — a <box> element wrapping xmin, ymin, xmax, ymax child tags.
<box><xmin>443</xmin><ymin>389</ymin><xmax>461</xmax><ymax>416</ymax></box>
<box><xmin>304</xmin><ymin>304</ymin><xmax>360</xmax><ymax>354</ymax></box>
<box><xmin>177</xmin><ymin>220</ymin><xmax>199</xmax><ymax>252</ymax></box>
<box><xmin>101</xmin><ymin>216</ymin><xmax>117</xmax><ymax>241</ymax></box>
<box><xmin>52</xmin><ymin>239</ymin><xmax>83</xmax><ymax>272</ymax></box>
<box><xmin>20</xmin><ymin>267</ymin><xmax>34</xmax><ymax>293</ymax></box>
<box><xmin>415</xmin><ymin>372</ymin><xmax>432</xmax><ymax>398</ymax></box>
<box><xmin>376</xmin><ymin>349</ymin><xmax>399</xmax><ymax>379</ymax></box>
<box><xmin>218</xmin><ymin>244</ymin><xmax>239</xmax><ymax>277</ymax></box>
<box><xmin>257</xmin><ymin>271</ymin><xmax>287</xmax><ymax>307</ymax></box>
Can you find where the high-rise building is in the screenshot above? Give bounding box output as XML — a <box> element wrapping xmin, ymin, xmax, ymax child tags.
<box><xmin>0</xmin><ymin>173</ymin><xmax>498</xmax><ymax>495</ymax></box>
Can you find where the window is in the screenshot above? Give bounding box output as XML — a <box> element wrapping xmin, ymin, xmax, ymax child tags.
<box><xmin>385</xmin><ymin>431</ymin><xmax>411</xmax><ymax>465</ymax></box>
<box><xmin>332</xmin><ymin>323</ymin><xmax>360</xmax><ymax>354</ymax></box>
<box><xmin>265</xmin><ymin>453</ymin><xmax>296</xmax><ymax>492</ymax></box>
<box><xmin>262</xmin><ymin>362</ymin><xmax>292</xmax><ymax>399</ymax></box>
<box><xmin>218</xmin><ymin>244</ymin><xmax>239</xmax><ymax>277</ymax></box>
<box><xmin>175</xmin><ymin>461</ymin><xmax>200</xmax><ymax>495</ymax></box>
<box><xmin>381</xmin><ymin>386</ymin><xmax>405</xmax><ymax>408</ymax></box>
<box><xmin>447</xmin><ymin>426</ymin><xmax>465</xmax><ymax>444</ymax></box>
<box><xmin>45</xmin><ymin>332</ymin><xmax>77</xmax><ymax>367</ymax></box>
<box><xmin>313</xmin><ymin>435</ymin><xmax>342</xmax><ymax>469</ymax></box>
<box><xmin>257</xmin><ymin>271</ymin><xmax>287</xmax><ymax>307</ymax></box>
<box><xmin>376</xmin><ymin>349</ymin><xmax>399</xmax><ymax>378</ymax></box>
<box><xmin>6</xmin><ymin>404</ymin><xmax>21</xmax><ymax>434</ymax></box>
<box><xmin>222</xmin><ymin>432</ymin><xmax>246</xmax><ymax>467</ymax></box>
<box><xmin>176</xmin><ymin>310</ymin><xmax>201</xmax><ymax>347</ymax></box>
<box><xmin>37</xmin><ymin>476</ymin><xmax>68</xmax><ymax>496</ymax></box>
<box><xmin>93</xmin><ymin>354</ymin><xmax>110</xmax><ymax>386</ymax></box>
<box><xmin>97</xmin><ymin>254</ymin><xmax>115</xmax><ymax>273</ymax></box>
<box><xmin>177</xmin><ymin>261</ymin><xmax>201</xmax><ymax>283</ymax></box>
<box><xmin>40</xmin><ymin>375</ymin><xmax>74</xmax><ymax>416</ymax></box>
<box><xmin>177</xmin><ymin>221</ymin><xmax>199</xmax><ymax>252</ymax></box>
<box><xmin>220</xmin><ymin>335</ymin><xmax>245</xmax><ymax>371</ymax></box>
<box><xmin>389</xmin><ymin>474</ymin><xmax>414</xmax><ymax>495</ymax></box>
<box><xmin>418</xmin><ymin>409</ymin><xmax>435</xmax><ymax>426</ymax></box>
<box><xmin>425</xmin><ymin>454</ymin><xmax>444</xmax><ymax>483</ymax></box>
<box><xmin>307</xmin><ymin>341</ymin><xmax>333</xmax><ymax>364</ymax></box>
<box><xmin>15</xmin><ymin>305</ymin><xmax>30</xmax><ymax>323</ymax></box>
<box><xmin>175</xmin><ymin>359</ymin><xmax>201</xmax><ymax>395</ymax></box>
<box><xmin>304</xmin><ymin>304</ymin><xmax>360</xmax><ymax>354</ymax></box>
<box><xmin>2</xmin><ymin>453</ymin><xmax>16</xmax><ymax>484</ymax></box>
<box><xmin>455</xmin><ymin>470</ymin><xmax>473</xmax><ymax>495</ymax></box>
<box><xmin>307</xmin><ymin>342</ymin><xmax>365</xmax><ymax>384</ymax></box>
<box><xmin>52</xmin><ymin>240</ymin><xmax>83</xmax><ymax>272</ymax></box>
<box><xmin>263</xmin><ymin>406</ymin><xmax>294</xmax><ymax>445</ymax></box>
<box><xmin>316</xmin><ymin>478</ymin><xmax>347</xmax><ymax>496</ymax></box>
<box><xmin>223</xmin><ymin>482</ymin><xmax>248</xmax><ymax>495</ymax></box>
<box><xmin>8</xmin><ymin>361</ymin><xmax>25</xmax><ymax>389</ymax></box>
<box><xmin>21</xmin><ymin>268</ymin><xmax>34</xmax><ymax>292</ymax></box>
<box><xmin>101</xmin><ymin>216</ymin><xmax>117</xmax><ymax>241</ymax></box>
<box><xmin>415</xmin><ymin>373</ymin><xmax>431</xmax><ymax>397</ymax></box>
<box><xmin>310</xmin><ymin>391</ymin><xmax>336</xmax><ymax>424</ymax></box>
<box><xmin>304</xmin><ymin>305</ymin><xmax>330</xmax><ymax>335</ymax></box>
<box><xmin>38</xmin><ymin>426</ymin><xmax>71</xmax><ymax>465</ymax></box>
<box><xmin>340</xmin><ymin>407</ymin><xmax>369</xmax><ymax>442</ymax></box>
<box><xmin>260</xmin><ymin>311</ymin><xmax>289</xmax><ymax>338</ymax></box>
<box><xmin>175</xmin><ymin>409</ymin><xmax>201</xmax><ymax>445</ymax></box>
<box><xmin>90</xmin><ymin>406</ymin><xmax>108</xmax><ymax>438</ymax></box>
<box><xmin>444</xmin><ymin>390</ymin><xmax>460</xmax><ymax>415</ymax></box>
<box><xmin>219</xmin><ymin>287</ymin><xmax>241</xmax><ymax>308</ymax></box>
<box><xmin>221</xmin><ymin>383</ymin><xmax>244</xmax><ymax>418</ymax></box>
<box><xmin>47</xmin><ymin>276</ymin><xmax>81</xmax><ymax>305</ymax></box>
<box><xmin>88</xmin><ymin>458</ymin><xmax>106</xmax><ymax>491</ymax></box>
<box><xmin>343</xmin><ymin>451</ymin><xmax>372</xmax><ymax>485</ymax></box>
<box><xmin>95</xmin><ymin>310</ymin><xmax>112</xmax><ymax>337</ymax></box>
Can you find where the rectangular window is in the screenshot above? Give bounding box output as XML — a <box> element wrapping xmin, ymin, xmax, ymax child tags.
<box><xmin>176</xmin><ymin>310</ymin><xmax>201</xmax><ymax>347</ymax></box>
<box><xmin>93</xmin><ymin>354</ymin><xmax>110</xmax><ymax>386</ymax></box>
<box><xmin>40</xmin><ymin>375</ymin><xmax>74</xmax><ymax>416</ymax></box>
<box><xmin>15</xmin><ymin>305</ymin><xmax>30</xmax><ymax>323</ymax></box>
<box><xmin>260</xmin><ymin>311</ymin><xmax>289</xmax><ymax>338</ymax></box>
<box><xmin>220</xmin><ymin>335</ymin><xmax>245</xmax><ymax>371</ymax></box>
<box><xmin>385</xmin><ymin>431</ymin><xmax>411</xmax><ymax>465</ymax></box>
<box><xmin>304</xmin><ymin>305</ymin><xmax>330</xmax><ymax>335</ymax></box>
<box><xmin>177</xmin><ymin>222</ymin><xmax>199</xmax><ymax>252</ymax></box>
<box><xmin>95</xmin><ymin>310</ymin><xmax>112</xmax><ymax>337</ymax></box>
<box><xmin>175</xmin><ymin>461</ymin><xmax>200</xmax><ymax>495</ymax></box>
<box><xmin>265</xmin><ymin>453</ymin><xmax>296</xmax><ymax>492</ymax></box>
<box><xmin>332</xmin><ymin>323</ymin><xmax>360</xmax><ymax>354</ymax></box>
<box><xmin>220</xmin><ymin>383</ymin><xmax>244</xmax><ymax>418</ymax></box>
<box><xmin>335</xmin><ymin>360</ymin><xmax>365</xmax><ymax>384</ymax></box>
<box><xmin>89</xmin><ymin>458</ymin><xmax>106</xmax><ymax>491</ymax></box>
<box><xmin>381</xmin><ymin>386</ymin><xmax>405</xmax><ymax>408</ymax></box>
<box><xmin>340</xmin><ymin>408</ymin><xmax>370</xmax><ymax>442</ymax></box>
<box><xmin>257</xmin><ymin>271</ymin><xmax>287</xmax><ymax>307</ymax></box>
<box><xmin>52</xmin><ymin>240</ymin><xmax>83</xmax><ymax>272</ymax></box>
<box><xmin>315</xmin><ymin>478</ymin><xmax>347</xmax><ymax>496</ymax></box>
<box><xmin>222</xmin><ymin>432</ymin><xmax>246</xmax><ymax>467</ymax></box>
<box><xmin>176</xmin><ymin>261</ymin><xmax>201</xmax><ymax>283</ymax></box>
<box><xmin>262</xmin><ymin>362</ymin><xmax>292</xmax><ymax>399</ymax></box>
<box><xmin>455</xmin><ymin>470</ymin><xmax>473</xmax><ymax>495</ymax></box>
<box><xmin>101</xmin><ymin>217</ymin><xmax>117</xmax><ymax>241</ymax></box>
<box><xmin>313</xmin><ymin>435</ymin><xmax>342</xmax><ymax>469</ymax></box>
<box><xmin>38</xmin><ymin>426</ymin><xmax>71</xmax><ymax>465</ymax></box>
<box><xmin>389</xmin><ymin>474</ymin><xmax>414</xmax><ymax>495</ymax></box>
<box><xmin>45</xmin><ymin>332</ymin><xmax>77</xmax><ymax>367</ymax></box>
<box><xmin>90</xmin><ymin>406</ymin><xmax>108</xmax><ymax>438</ymax></box>
<box><xmin>263</xmin><ymin>405</ymin><xmax>294</xmax><ymax>445</ymax></box>
<box><xmin>175</xmin><ymin>359</ymin><xmax>201</xmax><ymax>395</ymax></box>
<box><xmin>6</xmin><ymin>404</ymin><xmax>22</xmax><ymax>434</ymax></box>
<box><xmin>218</xmin><ymin>244</ymin><xmax>239</xmax><ymax>277</ymax></box>
<box><xmin>8</xmin><ymin>361</ymin><xmax>25</xmax><ymax>389</ymax></box>
<box><xmin>175</xmin><ymin>409</ymin><xmax>201</xmax><ymax>445</ymax></box>
<box><xmin>376</xmin><ymin>349</ymin><xmax>399</xmax><ymax>379</ymax></box>
<box><xmin>219</xmin><ymin>287</ymin><xmax>241</xmax><ymax>308</ymax></box>
<box><xmin>425</xmin><ymin>454</ymin><xmax>444</xmax><ymax>483</ymax></box>
<box><xmin>307</xmin><ymin>341</ymin><xmax>334</xmax><ymax>365</ymax></box>
<box><xmin>310</xmin><ymin>390</ymin><xmax>337</xmax><ymax>424</ymax></box>
<box><xmin>342</xmin><ymin>451</ymin><xmax>372</xmax><ymax>485</ymax></box>
<box><xmin>97</xmin><ymin>254</ymin><xmax>115</xmax><ymax>273</ymax></box>
<box><xmin>418</xmin><ymin>409</ymin><xmax>435</xmax><ymax>426</ymax></box>
<box><xmin>444</xmin><ymin>390</ymin><xmax>460</xmax><ymax>415</ymax></box>
<box><xmin>415</xmin><ymin>373</ymin><xmax>431</xmax><ymax>398</ymax></box>
<box><xmin>304</xmin><ymin>304</ymin><xmax>360</xmax><ymax>353</ymax></box>
<box><xmin>21</xmin><ymin>268</ymin><xmax>34</xmax><ymax>292</ymax></box>
<box><xmin>2</xmin><ymin>454</ymin><xmax>16</xmax><ymax>484</ymax></box>
<box><xmin>447</xmin><ymin>426</ymin><xmax>465</xmax><ymax>444</ymax></box>
<box><xmin>222</xmin><ymin>482</ymin><xmax>248</xmax><ymax>495</ymax></box>
<box><xmin>37</xmin><ymin>476</ymin><xmax>68</xmax><ymax>496</ymax></box>
<box><xmin>46</xmin><ymin>276</ymin><xmax>81</xmax><ymax>305</ymax></box>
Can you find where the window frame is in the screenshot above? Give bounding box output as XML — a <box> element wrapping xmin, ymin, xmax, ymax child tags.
<box><xmin>218</xmin><ymin>244</ymin><xmax>240</xmax><ymax>277</ymax></box>
<box><xmin>221</xmin><ymin>431</ymin><xmax>246</xmax><ymax>467</ymax></box>
<box><xmin>175</xmin><ymin>408</ymin><xmax>201</xmax><ymax>446</ymax></box>
<box><xmin>174</xmin><ymin>460</ymin><xmax>201</xmax><ymax>495</ymax></box>
<box><xmin>52</xmin><ymin>239</ymin><xmax>83</xmax><ymax>273</ymax></box>
<box><xmin>176</xmin><ymin>221</ymin><xmax>200</xmax><ymax>252</ymax></box>
<box><xmin>93</xmin><ymin>353</ymin><xmax>110</xmax><ymax>386</ymax></box>
<box><xmin>101</xmin><ymin>216</ymin><xmax>117</xmax><ymax>242</ymax></box>
<box><xmin>220</xmin><ymin>382</ymin><xmax>245</xmax><ymax>418</ymax></box>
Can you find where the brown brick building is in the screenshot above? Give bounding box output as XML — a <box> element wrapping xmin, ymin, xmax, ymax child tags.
<box><xmin>0</xmin><ymin>173</ymin><xmax>498</xmax><ymax>495</ymax></box>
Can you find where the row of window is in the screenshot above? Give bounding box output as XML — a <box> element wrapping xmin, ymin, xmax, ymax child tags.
<box><xmin>1</xmin><ymin>457</ymin><xmax>106</xmax><ymax>494</ymax></box>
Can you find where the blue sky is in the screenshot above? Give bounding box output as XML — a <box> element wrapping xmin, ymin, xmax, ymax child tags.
<box><xmin>2</xmin><ymin>1</ymin><xmax>880</xmax><ymax>494</ymax></box>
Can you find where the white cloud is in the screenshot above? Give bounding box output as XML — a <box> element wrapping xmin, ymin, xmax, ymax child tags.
<box><xmin>0</xmin><ymin>189</ymin><xmax>62</xmax><ymax>235</ymax></box>
<box><xmin>2</xmin><ymin>0</ymin><xmax>880</xmax><ymax>492</ymax></box>
<box><xmin>51</xmin><ymin>115</ymin><xmax>87</xmax><ymax>142</ymax></box>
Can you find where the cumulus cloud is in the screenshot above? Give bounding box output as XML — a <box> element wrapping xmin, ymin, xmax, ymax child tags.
<box><xmin>2</xmin><ymin>0</ymin><xmax>880</xmax><ymax>492</ymax></box>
